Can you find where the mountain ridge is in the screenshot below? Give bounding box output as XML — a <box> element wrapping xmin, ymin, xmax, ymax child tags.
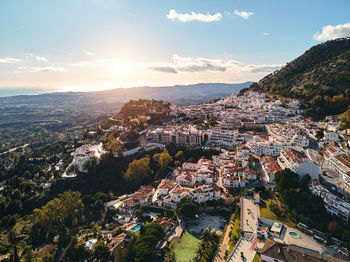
<box><xmin>252</xmin><ymin>37</ymin><xmax>350</xmax><ymax>118</ymax></box>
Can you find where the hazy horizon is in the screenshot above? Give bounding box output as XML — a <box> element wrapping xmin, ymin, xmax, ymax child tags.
<box><xmin>1</xmin><ymin>0</ymin><xmax>349</xmax><ymax>93</ymax></box>
<box><xmin>0</xmin><ymin>81</ymin><xmax>253</xmax><ymax>97</ymax></box>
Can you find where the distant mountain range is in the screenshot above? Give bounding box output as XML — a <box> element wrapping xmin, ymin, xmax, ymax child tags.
<box><xmin>0</xmin><ymin>82</ymin><xmax>252</xmax><ymax>111</ymax></box>
<box><xmin>253</xmin><ymin>37</ymin><xmax>350</xmax><ymax>117</ymax></box>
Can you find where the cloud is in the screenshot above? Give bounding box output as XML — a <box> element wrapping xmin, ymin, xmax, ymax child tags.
<box><xmin>167</xmin><ymin>9</ymin><xmax>222</xmax><ymax>22</ymax></box>
<box><xmin>149</xmin><ymin>66</ymin><xmax>178</xmax><ymax>74</ymax></box>
<box><xmin>151</xmin><ymin>55</ymin><xmax>282</xmax><ymax>75</ymax></box>
<box><xmin>35</xmin><ymin>56</ymin><xmax>48</xmax><ymax>62</ymax></box>
<box><xmin>314</xmin><ymin>22</ymin><xmax>350</xmax><ymax>41</ymax></box>
<box><xmin>0</xmin><ymin>57</ymin><xmax>21</xmax><ymax>63</ymax></box>
<box><xmin>25</xmin><ymin>53</ymin><xmax>48</xmax><ymax>62</ymax></box>
<box><xmin>85</xmin><ymin>51</ymin><xmax>95</xmax><ymax>56</ymax></box>
<box><xmin>263</xmin><ymin>32</ymin><xmax>270</xmax><ymax>36</ymax></box>
<box><xmin>234</xmin><ymin>9</ymin><xmax>254</xmax><ymax>19</ymax></box>
<box><xmin>16</xmin><ymin>66</ymin><xmax>66</xmax><ymax>73</ymax></box>
<box><xmin>242</xmin><ymin>64</ymin><xmax>282</xmax><ymax>73</ymax></box>
<box><xmin>173</xmin><ymin>54</ymin><xmax>236</xmax><ymax>73</ymax></box>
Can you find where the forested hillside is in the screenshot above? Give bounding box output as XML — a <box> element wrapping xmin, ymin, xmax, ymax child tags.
<box><xmin>255</xmin><ymin>37</ymin><xmax>350</xmax><ymax>119</ymax></box>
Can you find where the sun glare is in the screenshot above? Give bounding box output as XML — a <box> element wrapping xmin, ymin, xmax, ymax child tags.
<box><xmin>109</xmin><ymin>61</ymin><xmax>132</xmax><ymax>76</ymax></box>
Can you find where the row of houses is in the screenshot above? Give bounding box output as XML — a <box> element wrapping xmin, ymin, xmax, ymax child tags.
<box><xmin>153</xmin><ymin>180</ymin><xmax>222</xmax><ymax>208</ymax></box>
<box><xmin>310</xmin><ymin>179</ymin><xmax>350</xmax><ymax>222</ymax></box>
<box><xmin>323</xmin><ymin>144</ymin><xmax>350</xmax><ymax>194</ymax></box>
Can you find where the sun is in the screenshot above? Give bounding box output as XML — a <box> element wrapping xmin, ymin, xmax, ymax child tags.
<box><xmin>109</xmin><ymin>61</ymin><xmax>132</xmax><ymax>76</ymax></box>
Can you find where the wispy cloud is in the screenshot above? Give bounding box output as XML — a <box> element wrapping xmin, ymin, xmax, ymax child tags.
<box><xmin>149</xmin><ymin>54</ymin><xmax>282</xmax><ymax>75</ymax></box>
<box><xmin>16</xmin><ymin>66</ymin><xmax>65</xmax><ymax>73</ymax></box>
<box><xmin>263</xmin><ymin>32</ymin><xmax>270</xmax><ymax>36</ymax></box>
<box><xmin>149</xmin><ymin>66</ymin><xmax>178</xmax><ymax>74</ymax></box>
<box><xmin>0</xmin><ymin>57</ymin><xmax>21</xmax><ymax>63</ymax></box>
<box><xmin>167</xmin><ymin>9</ymin><xmax>222</xmax><ymax>22</ymax></box>
<box><xmin>35</xmin><ymin>56</ymin><xmax>48</xmax><ymax>62</ymax></box>
<box><xmin>314</xmin><ymin>22</ymin><xmax>350</xmax><ymax>41</ymax></box>
<box><xmin>85</xmin><ymin>51</ymin><xmax>95</xmax><ymax>56</ymax></box>
<box><xmin>26</xmin><ymin>53</ymin><xmax>48</xmax><ymax>62</ymax></box>
<box><xmin>234</xmin><ymin>9</ymin><xmax>254</xmax><ymax>19</ymax></box>
<box><xmin>173</xmin><ymin>55</ymin><xmax>227</xmax><ymax>72</ymax></box>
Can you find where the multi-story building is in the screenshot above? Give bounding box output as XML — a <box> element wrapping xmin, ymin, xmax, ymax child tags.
<box><xmin>278</xmin><ymin>149</ymin><xmax>319</xmax><ymax>180</ymax></box>
<box><xmin>324</xmin><ymin>130</ymin><xmax>340</xmax><ymax>143</ymax></box>
<box><xmin>310</xmin><ymin>180</ymin><xmax>350</xmax><ymax>222</ymax></box>
<box><xmin>328</xmin><ymin>153</ymin><xmax>350</xmax><ymax>193</ymax></box>
<box><xmin>147</xmin><ymin>127</ymin><xmax>202</xmax><ymax>146</ymax></box>
<box><xmin>208</xmin><ymin>127</ymin><xmax>241</xmax><ymax>149</ymax></box>
<box><xmin>261</xmin><ymin>156</ymin><xmax>281</xmax><ymax>184</ymax></box>
<box><xmin>247</xmin><ymin>138</ymin><xmax>288</xmax><ymax>157</ymax></box>
<box><xmin>189</xmin><ymin>185</ymin><xmax>221</xmax><ymax>204</ymax></box>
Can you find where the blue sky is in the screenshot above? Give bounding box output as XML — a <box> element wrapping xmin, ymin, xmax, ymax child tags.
<box><xmin>0</xmin><ymin>0</ymin><xmax>349</xmax><ymax>92</ymax></box>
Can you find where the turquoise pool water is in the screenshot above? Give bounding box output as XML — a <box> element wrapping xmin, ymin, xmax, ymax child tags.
<box><xmin>289</xmin><ymin>232</ymin><xmax>298</xmax><ymax>237</ymax></box>
<box><xmin>130</xmin><ymin>223</ymin><xmax>143</xmax><ymax>232</ymax></box>
<box><xmin>290</xmin><ymin>244</ymin><xmax>324</xmax><ymax>254</ymax></box>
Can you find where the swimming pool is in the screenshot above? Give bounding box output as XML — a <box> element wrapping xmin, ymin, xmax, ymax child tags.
<box><xmin>289</xmin><ymin>231</ymin><xmax>298</xmax><ymax>237</ymax></box>
<box><xmin>130</xmin><ymin>223</ymin><xmax>143</xmax><ymax>232</ymax></box>
<box><xmin>290</xmin><ymin>244</ymin><xmax>323</xmax><ymax>254</ymax></box>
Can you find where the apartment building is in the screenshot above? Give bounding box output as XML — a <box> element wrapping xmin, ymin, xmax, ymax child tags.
<box><xmin>147</xmin><ymin>127</ymin><xmax>201</xmax><ymax>146</ymax></box>
<box><xmin>310</xmin><ymin>180</ymin><xmax>350</xmax><ymax>222</ymax></box>
<box><xmin>278</xmin><ymin>149</ymin><xmax>319</xmax><ymax>179</ymax></box>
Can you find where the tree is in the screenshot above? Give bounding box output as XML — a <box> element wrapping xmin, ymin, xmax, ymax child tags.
<box><xmin>31</xmin><ymin>191</ymin><xmax>84</xmax><ymax>244</ymax></box>
<box><xmin>83</xmin><ymin>157</ymin><xmax>97</xmax><ymax>173</ymax></box>
<box><xmin>134</xmin><ymin>223</ymin><xmax>164</xmax><ymax>262</ymax></box>
<box><xmin>274</xmin><ymin>169</ymin><xmax>299</xmax><ymax>194</ymax></box>
<box><xmin>107</xmin><ymin>138</ymin><xmax>123</xmax><ymax>155</ymax></box>
<box><xmin>66</xmin><ymin>164</ymin><xmax>78</xmax><ymax>175</ymax></box>
<box><xmin>315</xmin><ymin>130</ymin><xmax>324</xmax><ymax>140</ymax></box>
<box><xmin>93</xmin><ymin>241</ymin><xmax>110</xmax><ymax>262</ymax></box>
<box><xmin>339</xmin><ymin>106</ymin><xmax>350</xmax><ymax>129</ymax></box>
<box><xmin>63</xmin><ymin>238</ymin><xmax>91</xmax><ymax>262</ymax></box>
<box><xmin>177</xmin><ymin>197</ymin><xmax>199</xmax><ymax>219</ymax></box>
<box><xmin>124</xmin><ymin>157</ymin><xmax>152</xmax><ymax>186</ymax></box>
<box><xmin>175</xmin><ymin>151</ymin><xmax>184</xmax><ymax>162</ymax></box>
<box><xmin>153</xmin><ymin>149</ymin><xmax>173</xmax><ymax>170</ymax></box>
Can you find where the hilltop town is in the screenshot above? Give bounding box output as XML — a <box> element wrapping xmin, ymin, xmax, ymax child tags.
<box><xmin>2</xmin><ymin>88</ymin><xmax>350</xmax><ymax>262</ymax></box>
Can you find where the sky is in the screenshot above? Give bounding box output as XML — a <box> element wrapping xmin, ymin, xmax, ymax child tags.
<box><xmin>0</xmin><ymin>0</ymin><xmax>350</xmax><ymax>93</ymax></box>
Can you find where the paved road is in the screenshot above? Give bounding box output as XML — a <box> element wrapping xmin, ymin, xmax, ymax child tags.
<box><xmin>213</xmin><ymin>214</ymin><xmax>235</xmax><ymax>262</ymax></box>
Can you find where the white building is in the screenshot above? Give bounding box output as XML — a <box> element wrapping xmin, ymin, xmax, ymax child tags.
<box><xmin>310</xmin><ymin>180</ymin><xmax>350</xmax><ymax>222</ymax></box>
<box><xmin>147</xmin><ymin>126</ymin><xmax>201</xmax><ymax>146</ymax></box>
<box><xmin>208</xmin><ymin>127</ymin><xmax>242</xmax><ymax>149</ymax></box>
<box><xmin>261</xmin><ymin>156</ymin><xmax>282</xmax><ymax>184</ymax></box>
<box><xmin>278</xmin><ymin>149</ymin><xmax>319</xmax><ymax>180</ymax></box>
<box><xmin>328</xmin><ymin>154</ymin><xmax>350</xmax><ymax>193</ymax></box>
<box><xmin>247</xmin><ymin>137</ymin><xmax>287</xmax><ymax>157</ymax></box>
<box><xmin>324</xmin><ymin>130</ymin><xmax>340</xmax><ymax>143</ymax></box>
<box><xmin>189</xmin><ymin>185</ymin><xmax>221</xmax><ymax>204</ymax></box>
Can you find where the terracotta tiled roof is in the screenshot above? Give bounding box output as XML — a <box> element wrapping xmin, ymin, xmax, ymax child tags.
<box><xmin>259</xmin><ymin>240</ymin><xmax>346</xmax><ymax>262</ymax></box>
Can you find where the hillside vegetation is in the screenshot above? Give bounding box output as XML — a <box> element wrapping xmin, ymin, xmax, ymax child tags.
<box><xmin>255</xmin><ymin>37</ymin><xmax>350</xmax><ymax>118</ymax></box>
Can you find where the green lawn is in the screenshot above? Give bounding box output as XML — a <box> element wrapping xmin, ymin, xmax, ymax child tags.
<box><xmin>260</xmin><ymin>199</ymin><xmax>295</xmax><ymax>227</ymax></box>
<box><xmin>174</xmin><ymin>231</ymin><xmax>201</xmax><ymax>262</ymax></box>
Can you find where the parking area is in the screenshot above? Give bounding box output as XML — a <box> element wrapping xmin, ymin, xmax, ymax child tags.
<box><xmin>241</xmin><ymin>197</ymin><xmax>260</xmax><ymax>234</ymax></box>
<box><xmin>187</xmin><ymin>214</ymin><xmax>226</xmax><ymax>234</ymax></box>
